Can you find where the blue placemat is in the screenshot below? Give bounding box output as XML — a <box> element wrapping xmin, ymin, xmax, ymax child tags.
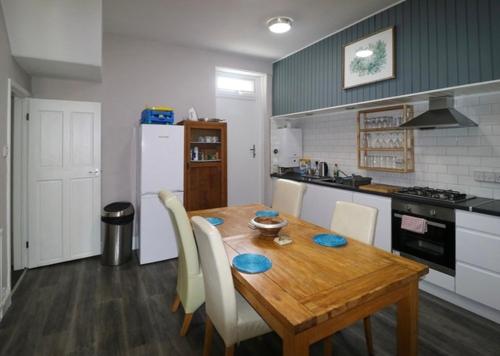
<box><xmin>232</xmin><ymin>253</ymin><xmax>272</xmax><ymax>274</ymax></box>
<box><xmin>313</xmin><ymin>234</ymin><xmax>347</xmax><ymax>248</ymax></box>
<box><xmin>206</xmin><ymin>217</ymin><xmax>224</xmax><ymax>226</ymax></box>
<box><xmin>255</xmin><ymin>210</ymin><xmax>279</xmax><ymax>218</ymax></box>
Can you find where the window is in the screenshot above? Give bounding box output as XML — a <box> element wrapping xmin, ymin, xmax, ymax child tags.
<box><xmin>216</xmin><ymin>72</ymin><xmax>256</xmax><ymax>99</ymax></box>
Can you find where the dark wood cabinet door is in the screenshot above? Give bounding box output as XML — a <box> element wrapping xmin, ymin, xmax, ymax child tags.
<box><xmin>187</xmin><ymin>163</ymin><xmax>223</xmax><ymax>211</ymax></box>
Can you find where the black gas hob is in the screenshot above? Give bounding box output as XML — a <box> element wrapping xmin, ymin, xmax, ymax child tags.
<box><xmin>393</xmin><ymin>186</ymin><xmax>475</xmax><ymax>204</ymax></box>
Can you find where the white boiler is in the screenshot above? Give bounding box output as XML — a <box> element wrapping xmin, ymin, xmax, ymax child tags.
<box><xmin>276</xmin><ymin>128</ymin><xmax>302</xmax><ymax>168</ymax></box>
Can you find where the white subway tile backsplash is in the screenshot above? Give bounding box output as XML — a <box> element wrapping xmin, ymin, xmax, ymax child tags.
<box><xmin>445</xmin><ymin>147</ymin><xmax>468</xmax><ymax>155</ymax></box>
<box><xmin>437</xmin><ymin>174</ymin><xmax>459</xmax><ymax>184</ymax></box>
<box><xmin>480</xmin><ymin>157</ymin><xmax>500</xmax><ymax>168</ymax></box>
<box><xmin>272</xmin><ymin>92</ymin><xmax>500</xmax><ymax>198</ymax></box>
<box><xmin>468</xmin><ymin>146</ymin><xmax>493</xmax><ymax>156</ymax></box>
<box><xmin>427</xmin><ymin>164</ymin><xmax>448</xmax><ymax>173</ymax></box>
<box><xmin>478</xmin><ymin>114</ymin><xmax>500</xmax><ymax>124</ymax></box>
<box><xmin>448</xmin><ymin>165</ymin><xmax>469</xmax><ymax>175</ymax></box>
<box><xmin>490</xmin><ymin>103</ymin><xmax>500</xmax><ymax>114</ymax></box>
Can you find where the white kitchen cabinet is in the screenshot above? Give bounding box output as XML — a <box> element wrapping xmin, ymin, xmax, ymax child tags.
<box><xmin>455</xmin><ymin>210</ymin><xmax>500</xmax><ymax>311</ymax></box>
<box><xmin>300</xmin><ymin>184</ymin><xmax>353</xmax><ymax>228</ymax></box>
<box><xmin>352</xmin><ymin>192</ymin><xmax>392</xmax><ymax>252</ymax></box>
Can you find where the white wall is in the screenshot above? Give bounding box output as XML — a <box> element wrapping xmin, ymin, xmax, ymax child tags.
<box><xmin>0</xmin><ymin>3</ymin><xmax>30</xmax><ymax>315</ymax></box>
<box><xmin>272</xmin><ymin>92</ymin><xmax>500</xmax><ymax>199</ymax></box>
<box><xmin>31</xmin><ymin>33</ymin><xmax>273</xmax><ymax>209</ymax></box>
<box><xmin>1</xmin><ymin>0</ymin><xmax>102</xmax><ymax>80</ymax></box>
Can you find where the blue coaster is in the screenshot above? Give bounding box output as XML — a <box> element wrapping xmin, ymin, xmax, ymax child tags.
<box><xmin>313</xmin><ymin>234</ymin><xmax>347</xmax><ymax>248</ymax></box>
<box><xmin>255</xmin><ymin>210</ymin><xmax>279</xmax><ymax>218</ymax></box>
<box><xmin>232</xmin><ymin>253</ymin><xmax>272</xmax><ymax>274</ymax></box>
<box><xmin>206</xmin><ymin>217</ymin><xmax>224</xmax><ymax>226</ymax></box>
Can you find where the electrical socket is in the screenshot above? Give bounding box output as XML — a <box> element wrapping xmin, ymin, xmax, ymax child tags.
<box><xmin>484</xmin><ymin>172</ymin><xmax>496</xmax><ymax>183</ymax></box>
<box><xmin>473</xmin><ymin>171</ymin><xmax>485</xmax><ymax>182</ymax></box>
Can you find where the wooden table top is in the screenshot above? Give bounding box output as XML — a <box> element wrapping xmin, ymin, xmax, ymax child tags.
<box><xmin>189</xmin><ymin>204</ymin><xmax>428</xmax><ymax>334</ymax></box>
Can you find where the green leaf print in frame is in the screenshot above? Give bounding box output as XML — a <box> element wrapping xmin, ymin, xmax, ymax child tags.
<box><xmin>350</xmin><ymin>40</ymin><xmax>387</xmax><ymax>76</ymax></box>
<box><xmin>343</xmin><ymin>27</ymin><xmax>395</xmax><ymax>89</ymax></box>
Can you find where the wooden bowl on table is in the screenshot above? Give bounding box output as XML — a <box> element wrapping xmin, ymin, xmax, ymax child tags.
<box><xmin>250</xmin><ymin>216</ymin><xmax>288</xmax><ymax>240</ymax></box>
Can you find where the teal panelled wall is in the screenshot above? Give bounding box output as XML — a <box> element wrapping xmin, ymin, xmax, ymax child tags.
<box><xmin>272</xmin><ymin>0</ymin><xmax>500</xmax><ymax>116</ymax></box>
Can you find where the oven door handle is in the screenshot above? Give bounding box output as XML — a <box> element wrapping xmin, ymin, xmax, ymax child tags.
<box><xmin>393</xmin><ymin>213</ymin><xmax>447</xmax><ymax>229</ymax></box>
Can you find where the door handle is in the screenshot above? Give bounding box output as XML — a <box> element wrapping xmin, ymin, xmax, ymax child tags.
<box><xmin>250</xmin><ymin>144</ymin><xmax>256</xmax><ymax>158</ymax></box>
<box><xmin>88</xmin><ymin>169</ymin><xmax>100</xmax><ymax>175</ymax></box>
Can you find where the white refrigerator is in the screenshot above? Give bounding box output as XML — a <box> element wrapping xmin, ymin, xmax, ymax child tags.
<box><xmin>138</xmin><ymin>124</ymin><xmax>184</xmax><ymax>264</ymax></box>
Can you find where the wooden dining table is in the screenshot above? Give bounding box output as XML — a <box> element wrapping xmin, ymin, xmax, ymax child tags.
<box><xmin>188</xmin><ymin>204</ymin><xmax>428</xmax><ymax>356</ymax></box>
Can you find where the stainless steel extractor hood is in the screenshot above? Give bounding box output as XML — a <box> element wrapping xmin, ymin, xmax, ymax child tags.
<box><xmin>399</xmin><ymin>96</ymin><xmax>478</xmax><ymax>129</ymax></box>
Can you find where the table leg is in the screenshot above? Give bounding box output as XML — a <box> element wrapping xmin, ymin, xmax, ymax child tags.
<box><xmin>397</xmin><ymin>281</ymin><xmax>419</xmax><ymax>356</ymax></box>
<box><xmin>283</xmin><ymin>334</ymin><xmax>309</xmax><ymax>356</ymax></box>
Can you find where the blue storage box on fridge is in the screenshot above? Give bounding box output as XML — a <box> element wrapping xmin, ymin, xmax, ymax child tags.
<box><xmin>141</xmin><ymin>108</ymin><xmax>174</xmax><ymax>125</ymax></box>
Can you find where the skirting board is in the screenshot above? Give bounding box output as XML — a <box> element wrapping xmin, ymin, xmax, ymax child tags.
<box><xmin>0</xmin><ymin>269</ymin><xmax>27</xmax><ymax>322</ymax></box>
<box><xmin>0</xmin><ymin>286</ymin><xmax>11</xmax><ymax>322</ymax></box>
<box><xmin>420</xmin><ymin>280</ymin><xmax>500</xmax><ymax>325</ymax></box>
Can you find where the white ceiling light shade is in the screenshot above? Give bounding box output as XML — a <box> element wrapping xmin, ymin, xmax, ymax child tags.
<box><xmin>267</xmin><ymin>16</ymin><xmax>293</xmax><ymax>34</ymax></box>
<box><xmin>355</xmin><ymin>49</ymin><xmax>373</xmax><ymax>58</ymax></box>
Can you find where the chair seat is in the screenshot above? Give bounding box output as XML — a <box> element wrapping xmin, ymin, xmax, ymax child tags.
<box><xmin>236</xmin><ymin>292</ymin><xmax>271</xmax><ymax>342</ymax></box>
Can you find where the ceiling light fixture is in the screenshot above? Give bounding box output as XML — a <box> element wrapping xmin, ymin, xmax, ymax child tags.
<box><xmin>355</xmin><ymin>49</ymin><xmax>373</xmax><ymax>58</ymax></box>
<box><xmin>267</xmin><ymin>17</ymin><xmax>293</xmax><ymax>34</ymax></box>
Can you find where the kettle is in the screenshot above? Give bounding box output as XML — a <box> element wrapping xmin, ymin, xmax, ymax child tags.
<box><xmin>318</xmin><ymin>162</ymin><xmax>329</xmax><ymax>177</ymax></box>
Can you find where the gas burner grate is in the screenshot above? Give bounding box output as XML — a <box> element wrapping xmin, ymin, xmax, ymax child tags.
<box><xmin>395</xmin><ymin>186</ymin><xmax>472</xmax><ymax>203</ymax></box>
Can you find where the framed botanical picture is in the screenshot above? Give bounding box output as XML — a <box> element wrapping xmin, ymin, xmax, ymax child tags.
<box><xmin>343</xmin><ymin>27</ymin><xmax>395</xmax><ymax>89</ymax></box>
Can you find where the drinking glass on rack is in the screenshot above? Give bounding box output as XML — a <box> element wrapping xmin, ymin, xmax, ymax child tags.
<box><xmin>379</xmin><ymin>156</ymin><xmax>386</xmax><ymax>168</ymax></box>
<box><xmin>382</xmin><ymin>133</ymin><xmax>390</xmax><ymax>148</ymax></box>
<box><xmin>391</xmin><ymin>156</ymin><xmax>397</xmax><ymax>169</ymax></box>
<box><xmin>366</xmin><ymin>155</ymin><xmax>372</xmax><ymax>167</ymax></box>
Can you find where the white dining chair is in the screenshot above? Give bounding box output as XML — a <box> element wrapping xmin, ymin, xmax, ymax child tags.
<box><xmin>330</xmin><ymin>201</ymin><xmax>378</xmax><ymax>245</ymax></box>
<box><xmin>272</xmin><ymin>178</ymin><xmax>307</xmax><ymax>217</ymax></box>
<box><xmin>327</xmin><ymin>200</ymin><xmax>378</xmax><ymax>355</ymax></box>
<box><xmin>159</xmin><ymin>190</ymin><xmax>205</xmax><ymax>336</ymax></box>
<box><xmin>191</xmin><ymin>216</ymin><xmax>271</xmax><ymax>356</ymax></box>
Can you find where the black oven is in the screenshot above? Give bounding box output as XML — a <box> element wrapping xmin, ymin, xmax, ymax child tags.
<box><xmin>392</xmin><ymin>199</ymin><xmax>455</xmax><ymax>276</ymax></box>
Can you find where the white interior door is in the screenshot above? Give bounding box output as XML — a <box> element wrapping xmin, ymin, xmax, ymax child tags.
<box><xmin>28</xmin><ymin>99</ymin><xmax>101</xmax><ymax>268</ymax></box>
<box><xmin>216</xmin><ymin>71</ymin><xmax>265</xmax><ymax>205</ymax></box>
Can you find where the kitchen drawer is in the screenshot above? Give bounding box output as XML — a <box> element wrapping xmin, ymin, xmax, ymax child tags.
<box><xmin>456</xmin><ymin>262</ymin><xmax>500</xmax><ymax>311</ymax></box>
<box><xmin>457</xmin><ymin>227</ymin><xmax>500</xmax><ymax>273</ymax></box>
<box><xmin>421</xmin><ymin>268</ymin><xmax>455</xmax><ymax>292</ymax></box>
<box><xmin>456</xmin><ymin>210</ymin><xmax>500</xmax><ymax>236</ymax></box>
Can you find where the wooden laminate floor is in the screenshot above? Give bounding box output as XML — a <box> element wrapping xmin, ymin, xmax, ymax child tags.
<box><xmin>1</xmin><ymin>256</ymin><xmax>499</xmax><ymax>356</ymax></box>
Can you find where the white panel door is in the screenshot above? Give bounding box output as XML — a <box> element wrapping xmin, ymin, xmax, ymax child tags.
<box><xmin>28</xmin><ymin>99</ymin><xmax>101</xmax><ymax>268</ymax></box>
<box><xmin>140</xmin><ymin>125</ymin><xmax>184</xmax><ymax>193</ymax></box>
<box><xmin>216</xmin><ymin>74</ymin><xmax>264</xmax><ymax>206</ymax></box>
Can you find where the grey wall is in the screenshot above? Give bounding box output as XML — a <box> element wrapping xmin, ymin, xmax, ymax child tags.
<box><xmin>32</xmin><ymin>33</ymin><xmax>273</xmax><ymax>207</ymax></box>
<box><xmin>0</xmin><ymin>4</ymin><xmax>30</xmax><ymax>296</ymax></box>
<box><xmin>273</xmin><ymin>0</ymin><xmax>500</xmax><ymax>115</ymax></box>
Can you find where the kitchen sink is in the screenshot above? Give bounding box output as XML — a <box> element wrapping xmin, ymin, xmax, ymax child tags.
<box><xmin>316</xmin><ymin>175</ymin><xmax>372</xmax><ymax>187</ymax></box>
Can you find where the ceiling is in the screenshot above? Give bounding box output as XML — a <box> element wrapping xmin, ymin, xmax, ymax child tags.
<box><xmin>103</xmin><ymin>0</ymin><xmax>399</xmax><ymax>60</ymax></box>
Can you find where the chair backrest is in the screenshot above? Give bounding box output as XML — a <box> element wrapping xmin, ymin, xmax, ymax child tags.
<box><xmin>159</xmin><ymin>191</ymin><xmax>201</xmax><ymax>278</ymax></box>
<box><xmin>330</xmin><ymin>201</ymin><xmax>378</xmax><ymax>245</ymax></box>
<box><xmin>191</xmin><ymin>216</ymin><xmax>238</xmax><ymax>346</ymax></box>
<box><xmin>272</xmin><ymin>179</ymin><xmax>307</xmax><ymax>217</ymax></box>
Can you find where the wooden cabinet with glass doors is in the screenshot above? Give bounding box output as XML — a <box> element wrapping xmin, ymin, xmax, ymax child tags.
<box><xmin>178</xmin><ymin>120</ymin><xmax>227</xmax><ymax>211</ymax></box>
<box><xmin>357</xmin><ymin>105</ymin><xmax>415</xmax><ymax>173</ymax></box>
